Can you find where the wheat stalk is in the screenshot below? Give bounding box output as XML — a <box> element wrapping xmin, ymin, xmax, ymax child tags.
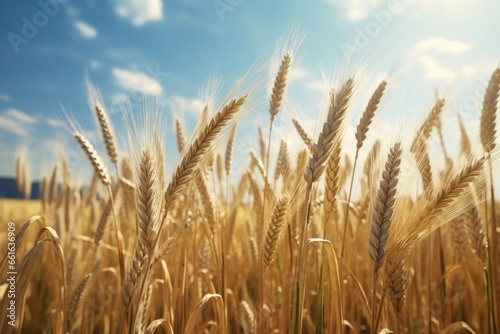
<box><xmin>40</xmin><ymin>177</ymin><xmax>48</xmax><ymax>211</ymax></box>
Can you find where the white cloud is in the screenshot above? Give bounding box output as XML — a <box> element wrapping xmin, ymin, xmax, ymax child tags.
<box><xmin>0</xmin><ymin>93</ymin><xmax>11</xmax><ymax>102</ymax></box>
<box><xmin>112</xmin><ymin>68</ymin><xmax>163</xmax><ymax>96</ymax></box>
<box><xmin>289</xmin><ymin>65</ymin><xmax>309</xmax><ymax>82</ymax></box>
<box><xmin>414</xmin><ymin>38</ymin><xmax>471</xmax><ymax>54</ymax></box>
<box><xmin>325</xmin><ymin>0</ymin><xmax>462</xmax><ymax>22</ymax></box>
<box><xmin>46</xmin><ymin>118</ymin><xmax>65</xmax><ymax>128</ymax></box>
<box><xmin>408</xmin><ymin>38</ymin><xmax>474</xmax><ymax>82</ymax></box>
<box><xmin>0</xmin><ymin>109</ymin><xmax>38</xmax><ymax>137</ymax></box>
<box><xmin>0</xmin><ymin>115</ymin><xmax>28</xmax><ymax>136</ymax></box>
<box><xmin>304</xmin><ymin>80</ymin><xmax>327</xmax><ymax>92</ymax></box>
<box><xmin>111</xmin><ymin>93</ymin><xmax>128</xmax><ymax>105</ymax></box>
<box><xmin>168</xmin><ymin>95</ymin><xmax>205</xmax><ymax>118</ymax></box>
<box><xmin>406</xmin><ymin>0</ymin><xmax>464</xmax><ymax>9</ymax></box>
<box><xmin>323</xmin><ymin>0</ymin><xmax>383</xmax><ymax>21</ymax></box>
<box><xmin>419</xmin><ymin>55</ymin><xmax>455</xmax><ymax>80</ymax></box>
<box><xmin>114</xmin><ymin>0</ymin><xmax>163</xmax><ymax>26</ymax></box>
<box><xmin>5</xmin><ymin>109</ymin><xmax>38</xmax><ymax>124</ymax></box>
<box><xmin>74</xmin><ymin>20</ymin><xmax>98</xmax><ymax>39</ymax></box>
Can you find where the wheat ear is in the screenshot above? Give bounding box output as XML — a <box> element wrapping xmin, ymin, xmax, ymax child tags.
<box><xmin>22</xmin><ymin>158</ymin><xmax>31</xmax><ymax>200</ymax></box>
<box><xmin>451</xmin><ymin>216</ymin><xmax>467</xmax><ymax>261</ymax></box>
<box><xmin>258</xmin><ymin>127</ymin><xmax>267</xmax><ymax>164</ymax></box>
<box><xmin>269</xmin><ymin>52</ymin><xmax>292</xmax><ymax>121</ymax></box>
<box><xmin>165</xmin><ymin>96</ymin><xmax>247</xmax><ymax>208</ymax></box>
<box><xmin>457</xmin><ymin>114</ymin><xmax>472</xmax><ymax>156</ymax></box>
<box><xmin>66</xmin><ymin>273</ymin><xmax>92</xmax><ymax>332</ymax></box>
<box><xmin>410</xmin><ymin>97</ymin><xmax>445</xmax><ymax>153</ymax></box>
<box><xmin>94</xmin><ymin>192</ymin><xmax>115</xmax><ymax>245</ymax></box>
<box><xmin>305</xmin><ymin>77</ymin><xmax>354</xmax><ymax>184</ymax></box>
<box><xmin>175</xmin><ymin>118</ymin><xmax>186</xmax><ymax>153</ymax></box>
<box><xmin>250</xmin><ymin>150</ymin><xmax>267</xmax><ymax>179</ymax></box>
<box><xmin>429</xmin><ymin>158</ymin><xmax>484</xmax><ymax>216</ymax></box>
<box><xmin>385</xmin><ymin>259</ymin><xmax>408</xmax><ymax>314</ymax></box>
<box><xmin>275</xmin><ymin>140</ymin><xmax>290</xmax><ymax>181</ymax></box>
<box><xmin>480</xmin><ymin>68</ymin><xmax>500</xmax><ymax>153</ymax></box>
<box><xmin>419</xmin><ymin>148</ymin><xmax>433</xmax><ymax>191</ymax></box>
<box><xmin>196</xmin><ymin>174</ymin><xmax>216</xmax><ymax>236</ymax></box>
<box><xmin>216</xmin><ymin>153</ymin><xmax>223</xmax><ymax>181</ymax></box>
<box><xmin>247</xmin><ymin>171</ymin><xmax>263</xmax><ymax>237</ymax></box>
<box><xmin>480</xmin><ymin>68</ymin><xmax>500</xmax><ymax>334</ymax></box>
<box><xmin>292</xmin><ymin>118</ymin><xmax>313</xmax><ymax>151</ymax></box>
<box><xmin>465</xmin><ymin>205</ymin><xmax>488</xmax><ymax>263</ymax></box>
<box><xmin>388</xmin><ymin>157</ymin><xmax>485</xmax><ymax>267</ymax></box>
<box><xmin>240</xmin><ymin>300</ymin><xmax>255</xmax><ymax>334</ymax></box>
<box><xmin>15</xmin><ymin>156</ymin><xmax>24</xmax><ymax>196</ymax></box>
<box><xmin>225</xmin><ymin>125</ymin><xmax>237</xmax><ymax>175</ymax></box>
<box><xmin>48</xmin><ymin>165</ymin><xmax>58</xmax><ymax>206</ymax></box>
<box><xmin>198</xmin><ymin>236</ymin><xmax>212</xmax><ymax>270</ymax></box>
<box><xmin>324</xmin><ymin>141</ymin><xmax>341</xmax><ymax>230</ymax></box>
<box><xmin>369</xmin><ymin>142</ymin><xmax>402</xmax><ymax>279</ymax></box>
<box><xmin>74</xmin><ymin>132</ymin><xmax>111</xmax><ymax>186</ymax></box>
<box><xmin>95</xmin><ymin>104</ymin><xmax>118</xmax><ymax>166</ymax></box>
<box><xmin>137</xmin><ymin>148</ymin><xmax>160</xmax><ymax>253</ymax></box>
<box><xmin>123</xmin><ymin>148</ymin><xmax>159</xmax><ymax>316</ymax></box>
<box><xmin>355</xmin><ymin>80</ymin><xmax>387</xmax><ymax>149</ymax></box>
<box><xmin>40</xmin><ymin>177</ymin><xmax>48</xmax><ymax>211</ymax></box>
<box><xmin>263</xmin><ymin>194</ymin><xmax>290</xmax><ymax>267</ymax></box>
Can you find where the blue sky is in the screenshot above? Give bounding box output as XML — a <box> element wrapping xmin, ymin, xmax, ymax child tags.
<box><xmin>1</xmin><ymin>0</ymin><xmax>499</xmax><ymax>184</ymax></box>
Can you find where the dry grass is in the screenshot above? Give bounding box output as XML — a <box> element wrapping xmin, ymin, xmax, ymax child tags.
<box><xmin>1</xmin><ymin>47</ymin><xmax>499</xmax><ymax>334</ymax></box>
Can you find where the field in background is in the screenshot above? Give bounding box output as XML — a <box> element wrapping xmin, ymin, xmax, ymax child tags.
<box><xmin>0</xmin><ymin>200</ymin><xmax>41</xmax><ymax>219</ymax></box>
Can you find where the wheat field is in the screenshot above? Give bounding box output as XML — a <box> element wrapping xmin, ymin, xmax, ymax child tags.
<box><xmin>1</xmin><ymin>45</ymin><xmax>499</xmax><ymax>334</ymax></box>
